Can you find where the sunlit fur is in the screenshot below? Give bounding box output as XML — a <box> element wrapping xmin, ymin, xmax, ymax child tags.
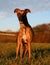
<box><xmin>14</xmin><ymin>8</ymin><xmax>33</xmax><ymax>60</ymax></box>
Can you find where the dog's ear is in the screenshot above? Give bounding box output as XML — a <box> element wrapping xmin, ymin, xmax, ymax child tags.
<box><xmin>14</xmin><ymin>8</ymin><xmax>20</xmax><ymax>13</ymax></box>
<box><xmin>24</xmin><ymin>9</ymin><xmax>31</xmax><ymax>14</ymax></box>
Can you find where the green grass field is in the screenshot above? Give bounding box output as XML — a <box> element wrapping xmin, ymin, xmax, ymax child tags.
<box><xmin>0</xmin><ymin>42</ymin><xmax>50</xmax><ymax>65</ymax></box>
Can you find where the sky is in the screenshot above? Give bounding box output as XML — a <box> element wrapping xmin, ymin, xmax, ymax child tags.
<box><xmin>0</xmin><ymin>0</ymin><xmax>50</xmax><ymax>32</ymax></box>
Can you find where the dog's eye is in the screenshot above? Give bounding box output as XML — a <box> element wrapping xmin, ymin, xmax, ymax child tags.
<box><xmin>18</xmin><ymin>13</ymin><xmax>20</xmax><ymax>15</ymax></box>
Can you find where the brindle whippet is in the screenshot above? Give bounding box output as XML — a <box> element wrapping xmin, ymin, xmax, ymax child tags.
<box><xmin>14</xmin><ymin>8</ymin><xmax>33</xmax><ymax>60</ymax></box>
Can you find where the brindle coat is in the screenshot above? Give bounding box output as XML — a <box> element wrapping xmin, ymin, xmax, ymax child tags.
<box><xmin>14</xmin><ymin>8</ymin><xmax>33</xmax><ymax>60</ymax></box>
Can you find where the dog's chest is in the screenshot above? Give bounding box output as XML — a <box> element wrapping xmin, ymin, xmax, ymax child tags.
<box><xmin>22</xmin><ymin>28</ymin><xmax>27</xmax><ymax>40</ymax></box>
<box><xmin>20</xmin><ymin>27</ymin><xmax>27</xmax><ymax>42</ymax></box>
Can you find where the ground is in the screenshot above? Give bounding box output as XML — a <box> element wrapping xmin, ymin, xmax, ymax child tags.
<box><xmin>0</xmin><ymin>42</ymin><xmax>50</xmax><ymax>65</ymax></box>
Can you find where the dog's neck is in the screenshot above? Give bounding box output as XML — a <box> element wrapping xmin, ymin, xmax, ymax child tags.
<box><xmin>19</xmin><ymin>14</ymin><xmax>31</xmax><ymax>29</ymax></box>
<box><xmin>20</xmin><ymin>22</ymin><xmax>26</xmax><ymax>29</ymax></box>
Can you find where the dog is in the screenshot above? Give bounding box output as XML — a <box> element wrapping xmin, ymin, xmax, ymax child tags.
<box><xmin>14</xmin><ymin>8</ymin><xmax>33</xmax><ymax>60</ymax></box>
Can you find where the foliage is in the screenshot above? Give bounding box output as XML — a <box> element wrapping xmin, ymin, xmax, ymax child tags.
<box><xmin>33</xmin><ymin>23</ymin><xmax>50</xmax><ymax>43</ymax></box>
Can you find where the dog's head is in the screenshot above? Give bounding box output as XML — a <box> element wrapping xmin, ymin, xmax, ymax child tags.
<box><xmin>14</xmin><ymin>8</ymin><xmax>31</xmax><ymax>21</ymax></box>
<box><xmin>14</xmin><ymin>8</ymin><xmax>31</xmax><ymax>15</ymax></box>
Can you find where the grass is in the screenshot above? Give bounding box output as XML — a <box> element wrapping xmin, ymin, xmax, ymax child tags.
<box><xmin>0</xmin><ymin>42</ymin><xmax>50</xmax><ymax>65</ymax></box>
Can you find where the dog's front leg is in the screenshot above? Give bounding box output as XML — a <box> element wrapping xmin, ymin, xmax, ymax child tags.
<box><xmin>16</xmin><ymin>35</ymin><xmax>20</xmax><ymax>59</ymax></box>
